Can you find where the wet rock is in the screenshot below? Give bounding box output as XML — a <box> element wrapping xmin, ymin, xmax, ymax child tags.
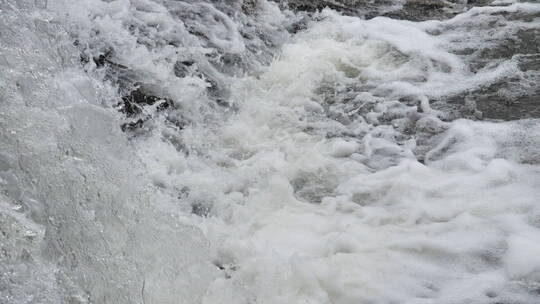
<box><xmin>71</xmin><ymin>0</ymin><xmax>289</xmax><ymax>141</ymax></box>
<box><xmin>117</xmin><ymin>88</ymin><xmax>174</xmax><ymax>132</ymax></box>
<box><xmin>384</xmin><ymin>0</ymin><xmax>499</xmax><ymax>21</ymax></box>
<box><xmin>471</xmin><ymin>88</ymin><xmax>540</xmax><ymax>121</ymax></box>
<box><xmin>173</xmin><ymin>60</ymin><xmax>196</xmax><ymax>78</ymax></box>
<box><xmin>469</xmin><ymin>29</ymin><xmax>540</xmax><ymax>72</ymax></box>
<box><xmin>467</xmin><ymin>0</ymin><xmax>494</xmax><ymax>6</ymax></box>
<box><xmin>283</xmin><ymin>0</ymin><xmax>362</xmax><ymax>14</ymax></box>
<box><xmin>447</xmin><ymin>25</ymin><xmax>540</xmax><ymax>120</ymax></box>
<box><xmin>191</xmin><ymin>202</ymin><xmax>212</xmax><ymax>217</ymax></box>
<box><xmin>277</xmin><ymin>0</ymin><xmax>397</xmax><ymax>17</ymax></box>
<box><xmin>78</xmin><ymin>46</ymin><xmax>186</xmax><ymax>133</ymax></box>
<box><xmin>286</xmin><ymin>16</ymin><xmax>310</xmax><ymax>34</ymax></box>
<box><xmin>92</xmin><ymin>49</ymin><xmax>113</xmax><ymax>68</ymax></box>
<box><xmin>483</xmin><ymin>94</ymin><xmax>540</xmax><ymax>121</ymax></box>
<box><xmin>242</xmin><ymin>0</ymin><xmax>258</xmax><ymax>14</ymax></box>
<box><xmin>279</xmin><ymin>0</ymin><xmax>498</xmax><ymax>21</ymax></box>
<box><xmin>384</xmin><ymin>0</ymin><xmax>452</xmax><ymax>21</ymax></box>
<box><xmin>444</xmin><ymin>80</ymin><xmax>540</xmax><ymax>121</ymax></box>
<box><xmin>119</xmin><ymin>88</ymin><xmax>173</xmax><ymax>117</ymax></box>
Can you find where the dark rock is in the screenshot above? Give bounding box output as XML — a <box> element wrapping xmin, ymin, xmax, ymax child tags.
<box><xmin>93</xmin><ymin>51</ymin><xmax>111</xmax><ymax>68</ymax></box>
<box><xmin>191</xmin><ymin>202</ymin><xmax>211</xmax><ymax>217</ymax></box>
<box><xmin>474</xmin><ymin>90</ymin><xmax>540</xmax><ymax>121</ymax></box>
<box><xmin>469</xmin><ymin>28</ymin><xmax>540</xmax><ymax>72</ymax></box>
<box><xmin>384</xmin><ymin>0</ymin><xmax>450</xmax><ymax>21</ymax></box>
<box><xmin>278</xmin><ymin>0</ymin><xmax>378</xmax><ymax>15</ymax></box>
<box><xmin>443</xmin><ymin>79</ymin><xmax>540</xmax><ymax>121</ymax></box>
<box><xmin>242</xmin><ymin>0</ymin><xmax>258</xmax><ymax>14</ymax></box>
<box><xmin>120</xmin><ymin>118</ymin><xmax>145</xmax><ymax>133</ymax></box>
<box><xmin>173</xmin><ymin>60</ymin><xmax>196</xmax><ymax>78</ymax></box>
<box><xmin>277</xmin><ymin>0</ymin><xmax>498</xmax><ymax>21</ymax></box>
<box><xmin>445</xmin><ymin>24</ymin><xmax>540</xmax><ymax>120</ymax></box>
<box><xmin>118</xmin><ymin>88</ymin><xmax>173</xmax><ymax>117</ymax></box>
<box><xmin>117</xmin><ymin>88</ymin><xmax>174</xmax><ymax>132</ymax></box>
<box><xmin>286</xmin><ymin>16</ymin><xmax>310</xmax><ymax>34</ymax></box>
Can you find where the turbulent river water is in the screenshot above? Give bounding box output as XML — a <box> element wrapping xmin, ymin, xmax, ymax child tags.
<box><xmin>1</xmin><ymin>0</ymin><xmax>540</xmax><ymax>303</ymax></box>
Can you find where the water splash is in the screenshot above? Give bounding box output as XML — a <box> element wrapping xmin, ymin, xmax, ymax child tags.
<box><xmin>1</xmin><ymin>0</ymin><xmax>539</xmax><ymax>303</ymax></box>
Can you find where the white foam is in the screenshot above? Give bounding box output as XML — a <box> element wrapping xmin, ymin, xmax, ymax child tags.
<box><xmin>3</xmin><ymin>0</ymin><xmax>540</xmax><ymax>303</ymax></box>
<box><xmin>193</xmin><ymin>7</ymin><xmax>540</xmax><ymax>304</ymax></box>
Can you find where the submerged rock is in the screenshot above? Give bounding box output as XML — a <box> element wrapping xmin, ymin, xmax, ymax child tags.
<box><xmin>444</xmin><ymin>16</ymin><xmax>540</xmax><ymax>120</ymax></box>
<box><xmin>118</xmin><ymin>88</ymin><xmax>174</xmax><ymax>133</ymax></box>
<box><xmin>278</xmin><ymin>0</ymin><xmax>497</xmax><ymax>21</ymax></box>
<box><xmin>278</xmin><ymin>0</ymin><xmax>371</xmax><ymax>14</ymax></box>
<box><xmin>384</xmin><ymin>0</ymin><xmax>455</xmax><ymax>21</ymax></box>
<box><xmin>119</xmin><ymin>88</ymin><xmax>173</xmax><ymax>117</ymax></box>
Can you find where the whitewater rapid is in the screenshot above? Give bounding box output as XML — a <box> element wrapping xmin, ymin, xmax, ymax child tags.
<box><xmin>1</xmin><ymin>0</ymin><xmax>540</xmax><ymax>303</ymax></box>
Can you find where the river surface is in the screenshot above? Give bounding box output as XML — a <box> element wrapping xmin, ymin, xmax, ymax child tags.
<box><xmin>1</xmin><ymin>0</ymin><xmax>540</xmax><ymax>303</ymax></box>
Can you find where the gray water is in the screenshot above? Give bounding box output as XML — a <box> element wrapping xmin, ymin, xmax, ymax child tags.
<box><xmin>1</xmin><ymin>0</ymin><xmax>540</xmax><ymax>303</ymax></box>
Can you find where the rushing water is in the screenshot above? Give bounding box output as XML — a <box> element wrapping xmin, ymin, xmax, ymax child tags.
<box><xmin>1</xmin><ymin>0</ymin><xmax>540</xmax><ymax>303</ymax></box>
